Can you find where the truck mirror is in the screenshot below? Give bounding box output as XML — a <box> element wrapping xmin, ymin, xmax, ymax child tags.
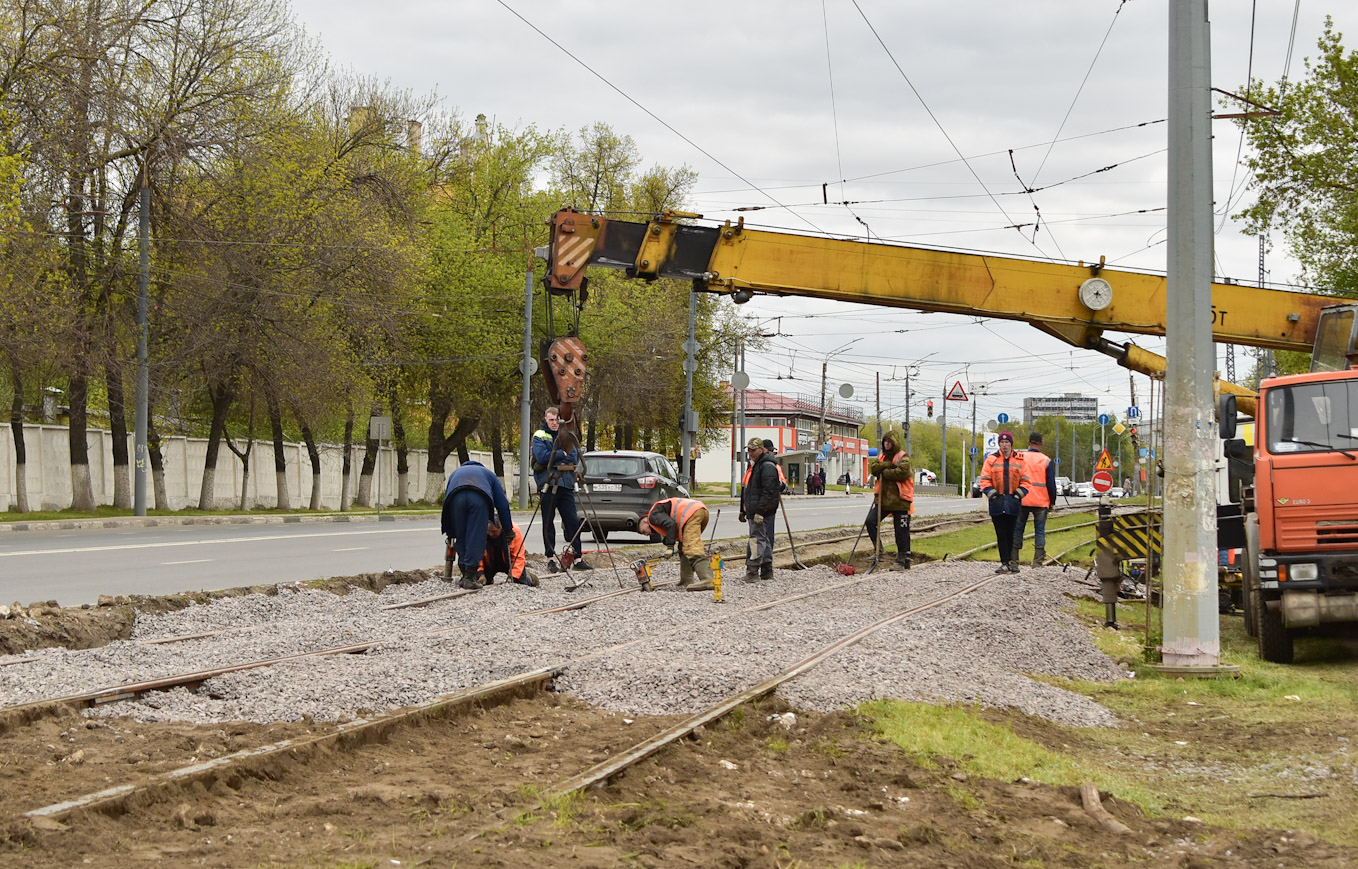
<box><xmin>1218</xmin><ymin>394</ymin><xmax>1238</xmax><ymax>439</ymax></box>
<box><xmin>1223</xmin><ymin>438</ymin><xmax>1250</xmax><ymax>461</ymax></box>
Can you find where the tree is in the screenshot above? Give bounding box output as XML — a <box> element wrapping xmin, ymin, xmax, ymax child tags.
<box><xmin>1236</xmin><ymin>18</ymin><xmax>1358</xmax><ymax>295</ymax></box>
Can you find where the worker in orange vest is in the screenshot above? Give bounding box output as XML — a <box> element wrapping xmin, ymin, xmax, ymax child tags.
<box><xmin>638</xmin><ymin>497</ymin><xmax>716</xmax><ymax>591</ymax></box>
<box><xmin>1014</xmin><ymin>431</ymin><xmax>1057</xmax><ymax>567</ymax></box>
<box><xmin>866</xmin><ymin>429</ymin><xmax>914</xmax><ymax>570</ymax></box>
<box><xmin>978</xmin><ymin>431</ymin><xmax>1031</xmax><ymax>574</ymax></box>
<box><xmin>480</xmin><ymin>520</ymin><xmax>538</xmax><ymax>586</ymax></box>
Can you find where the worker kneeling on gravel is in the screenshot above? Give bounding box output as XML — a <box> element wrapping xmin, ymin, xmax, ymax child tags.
<box><xmin>441</xmin><ymin>460</ymin><xmax>514</xmax><ymax>592</ymax></box>
<box><xmin>637</xmin><ymin>497</ymin><xmax>716</xmax><ymax>591</ymax></box>
<box><xmin>481</xmin><ymin>520</ymin><xmax>538</xmax><ymax>587</ymax></box>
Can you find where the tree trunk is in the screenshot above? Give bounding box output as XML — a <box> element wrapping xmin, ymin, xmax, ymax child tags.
<box><xmin>147</xmin><ymin>417</ymin><xmax>167</xmax><ymax>511</ymax></box>
<box><xmin>586</xmin><ymin>418</ymin><xmax>596</xmax><ymax>452</ymax></box>
<box><xmin>295</xmin><ymin>407</ymin><xmax>322</xmax><ymax>510</ymax></box>
<box><xmin>197</xmin><ymin>380</ymin><xmax>234</xmax><ymax>510</ymax></box>
<box><xmin>7</xmin><ymin>353</ymin><xmax>29</xmax><ymax>513</ymax></box>
<box><xmin>491</xmin><ymin>424</ymin><xmax>505</xmax><ymax>478</ymax></box>
<box><xmin>623</xmin><ymin>423</ymin><xmax>634</xmax><ymax>451</ymax></box>
<box><xmin>266</xmin><ymin>390</ymin><xmax>289</xmax><ymax>510</ymax></box>
<box><xmin>104</xmin><ymin>361</ymin><xmax>131</xmax><ymax>509</ymax></box>
<box><xmin>390</xmin><ymin>393</ymin><xmax>409</xmax><ymax>506</ymax></box>
<box><xmin>225</xmin><ymin>402</ymin><xmax>255</xmax><ymax>512</ymax></box>
<box><xmin>340</xmin><ymin>404</ymin><xmax>354</xmax><ymax>511</ymax></box>
<box><xmin>423</xmin><ymin>388</ymin><xmax>452</xmax><ymax>501</ymax></box>
<box><xmin>357</xmin><ymin>403</ymin><xmax>379</xmax><ymax>507</ymax></box>
<box><xmin>68</xmin><ymin>366</ymin><xmax>96</xmax><ymax>511</ymax></box>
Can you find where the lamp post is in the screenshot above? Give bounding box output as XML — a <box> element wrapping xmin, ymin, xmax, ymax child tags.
<box><xmin>818</xmin><ymin>338</ymin><xmax>863</xmax><ymax>456</ymax></box>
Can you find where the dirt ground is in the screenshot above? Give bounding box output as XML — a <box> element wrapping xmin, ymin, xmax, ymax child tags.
<box><xmin>2</xmin><ymin>691</ymin><xmax>1354</xmax><ymax>868</ymax></box>
<box><xmin>4</xmin><ymin>547</ymin><xmax>1357</xmax><ymax>866</ymax></box>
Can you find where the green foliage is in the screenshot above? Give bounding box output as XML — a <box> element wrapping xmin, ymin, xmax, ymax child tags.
<box><xmin>1236</xmin><ymin>18</ymin><xmax>1358</xmax><ymax>294</ymax></box>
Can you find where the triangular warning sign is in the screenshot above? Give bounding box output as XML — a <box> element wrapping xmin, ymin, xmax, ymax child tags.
<box><xmin>1096</xmin><ymin>449</ymin><xmax>1114</xmax><ymax>470</ymax></box>
<box><xmin>945</xmin><ymin>380</ymin><xmax>968</xmax><ymax>401</ymax></box>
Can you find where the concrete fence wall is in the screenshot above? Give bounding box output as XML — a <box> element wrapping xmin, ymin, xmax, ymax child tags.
<box><xmin>0</xmin><ymin>423</ymin><xmax>523</xmax><ymax>512</ymax></box>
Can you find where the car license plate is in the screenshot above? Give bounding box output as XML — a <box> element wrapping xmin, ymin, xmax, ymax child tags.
<box><xmin>592</xmin><ymin>483</ymin><xmax>622</xmax><ymax>492</ymax></box>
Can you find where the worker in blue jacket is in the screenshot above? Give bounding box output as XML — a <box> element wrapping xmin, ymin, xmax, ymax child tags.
<box><xmin>531</xmin><ymin>406</ymin><xmax>588</xmax><ymax>573</ymax></box>
<box><xmin>442</xmin><ymin>461</ymin><xmax>514</xmax><ymax>591</ymax></box>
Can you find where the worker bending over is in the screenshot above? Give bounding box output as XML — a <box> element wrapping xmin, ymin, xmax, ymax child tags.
<box><xmin>638</xmin><ymin>497</ymin><xmax>717</xmax><ymax>591</ymax></box>
<box><xmin>481</xmin><ymin>520</ymin><xmax>538</xmax><ymax>587</ymax></box>
<box><xmin>441</xmin><ymin>461</ymin><xmax>514</xmax><ymax>591</ymax></box>
<box><xmin>866</xmin><ymin>429</ymin><xmax>914</xmax><ymax>570</ymax></box>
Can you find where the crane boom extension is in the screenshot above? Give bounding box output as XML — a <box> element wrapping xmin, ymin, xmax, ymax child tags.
<box><xmin>545</xmin><ymin>210</ymin><xmax>1337</xmax><ymax>410</ymax></box>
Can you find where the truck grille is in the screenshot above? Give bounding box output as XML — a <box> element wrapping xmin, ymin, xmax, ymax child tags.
<box><xmin>1277</xmin><ymin>508</ymin><xmax>1358</xmax><ymax>549</ymax></box>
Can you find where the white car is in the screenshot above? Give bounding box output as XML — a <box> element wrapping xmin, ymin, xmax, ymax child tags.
<box><xmin>1107</xmin><ymin>486</ymin><xmax>1127</xmax><ymax>498</ymax></box>
<box><xmin>1073</xmin><ymin>482</ymin><xmax>1095</xmax><ymax>497</ymax></box>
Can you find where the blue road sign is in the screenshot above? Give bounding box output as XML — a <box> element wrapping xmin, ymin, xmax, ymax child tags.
<box><xmin>1054</xmin><ymin>457</ymin><xmax>1061</xmax><ymax>465</ymax></box>
<box><xmin>1098</xmin><ymin>413</ymin><xmax>1110</xmax><ymax>425</ymax></box>
<box><xmin>997</xmin><ymin>412</ymin><xmax>1009</xmax><ymax>423</ymax></box>
<box><xmin>1149</xmin><ymin>449</ymin><xmax>1156</xmax><ymax>460</ymax></box>
<box><xmin>1127</xmin><ymin>406</ymin><xmax>1141</xmax><ymax>419</ymax></box>
<box><xmin>970</xmin><ymin>446</ymin><xmax>977</xmax><ymax>456</ymax></box>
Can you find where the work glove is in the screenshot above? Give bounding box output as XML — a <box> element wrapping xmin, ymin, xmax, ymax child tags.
<box><xmin>737</xmin><ymin>511</ymin><xmax>746</xmax><ymax>523</ymax></box>
<box><xmin>753</xmin><ymin>514</ymin><xmax>765</xmax><ymax>527</ymax></box>
<box><xmin>663</xmin><ymin>547</ymin><xmax>676</xmax><ymax>559</ymax></box>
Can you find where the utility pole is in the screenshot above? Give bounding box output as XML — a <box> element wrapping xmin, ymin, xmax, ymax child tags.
<box><xmin>904</xmin><ymin>371</ymin><xmax>912</xmax><ymax>453</ymax></box>
<box><xmin>134</xmin><ymin>165</ymin><xmax>150</xmax><ymax>516</ymax></box>
<box><xmin>1161</xmin><ymin>0</ymin><xmax>1226</xmax><ymax>671</ymax></box>
<box><xmin>818</xmin><ymin>359</ymin><xmax>829</xmax><ymax>449</ymax></box>
<box><xmin>940</xmin><ymin>386</ymin><xmax>948</xmax><ymax>489</ymax></box>
<box><xmin>680</xmin><ymin>291</ymin><xmax>698</xmax><ymax>485</ymax></box>
<box><xmin>518</xmin><ymin>263</ymin><xmax>535</xmax><ymax>508</ymax></box>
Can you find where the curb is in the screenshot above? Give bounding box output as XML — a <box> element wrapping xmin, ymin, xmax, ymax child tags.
<box><xmin>0</xmin><ymin>511</ymin><xmax>440</xmax><ymax>534</ymax></box>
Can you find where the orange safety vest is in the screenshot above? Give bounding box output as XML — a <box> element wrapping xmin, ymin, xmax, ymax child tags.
<box><xmin>979</xmin><ymin>449</ymin><xmax>1030</xmax><ymax>497</ymax></box>
<box><xmin>742</xmin><ymin>463</ymin><xmax>787</xmax><ymax>486</ymax></box>
<box><xmin>479</xmin><ymin>520</ymin><xmax>527</xmax><ymax>578</ymax></box>
<box><xmin>647</xmin><ymin>497</ymin><xmax>704</xmax><ymax>531</ymax></box>
<box><xmin>1020</xmin><ymin>450</ymin><xmax>1052</xmax><ymax>508</ymax></box>
<box><xmin>873</xmin><ymin>451</ymin><xmax>915</xmax><ymax>502</ymax></box>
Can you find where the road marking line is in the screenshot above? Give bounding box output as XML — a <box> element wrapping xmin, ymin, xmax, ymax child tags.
<box><xmin>162</xmin><ymin>559</ymin><xmax>211</xmax><ymax>565</ymax></box>
<box><xmin>0</xmin><ymin>526</ymin><xmax>431</xmax><ymax>558</ymax></box>
<box><xmin>332</xmin><ymin>547</ymin><xmax>369</xmax><ymax>552</ymax></box>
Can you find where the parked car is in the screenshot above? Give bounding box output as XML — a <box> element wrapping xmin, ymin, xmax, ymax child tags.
<box><xmin>577</xmin><ymin>450</ymin><xmax>689</xmax><ymax>540</ymax></box>
<box><xmin>1055</xmin><ymin>476</ymin><xmax>1074</xmax><ymax>496</ymax></box>
<box><xmin>1107</xmin><ymin>486</ymin><xmax>1127</xmax><ymax>498</ymax></box>
<box><xmin>1073</xmin><ymin>481</ymin><xmax>1095</xmax><ymax>498</ymax></box>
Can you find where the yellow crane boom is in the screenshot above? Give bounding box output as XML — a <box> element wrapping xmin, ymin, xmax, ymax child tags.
<box><xmin>546</xmin><ymin>209</ymin><xmax>1338</xmax><ymax>413</ymax></box>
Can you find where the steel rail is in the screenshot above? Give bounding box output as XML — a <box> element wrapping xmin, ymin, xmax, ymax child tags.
<box><xmin>549</xmin><ymin>573</ymin><xmax>1003</xmax><ymax>796</ymax></box>
<box><xmin>24</xmin><ymin>667</ymin><xmax>558</xmax><ymax>823</ymax></box>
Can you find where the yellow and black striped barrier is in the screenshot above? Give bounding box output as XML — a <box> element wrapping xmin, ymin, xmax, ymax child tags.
<box><xmin>1097</xmin><ymin>508</ymin><xmax>1162</xmax><ymax>562</ymax></box>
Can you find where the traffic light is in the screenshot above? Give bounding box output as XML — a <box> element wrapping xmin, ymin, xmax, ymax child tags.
<box><xmin>927</xmin><ymin>400</ymin><xmax>934</xmax><ymax>418</ymax></box>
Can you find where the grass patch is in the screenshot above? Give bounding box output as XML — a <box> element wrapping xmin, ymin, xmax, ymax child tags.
<box><xmin>766</xmin><ymin>735</ymin><xmax>791</xmax><ymax>753</ymax></box>
<box><xmin>913</xmin><ymin>511</ymin><xmax>1097</xmax><ymax>562</ymax></box>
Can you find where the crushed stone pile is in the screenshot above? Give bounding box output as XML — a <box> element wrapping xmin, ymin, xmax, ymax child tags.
<box><xmin>0</xmin><ymin>560</ymin><xmax>1127</xmax><ymax>728</ymax></box>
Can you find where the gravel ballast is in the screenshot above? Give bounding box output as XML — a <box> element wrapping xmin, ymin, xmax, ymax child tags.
<box><xmin>0</xmin><ymin>560</ymin><xmax>1128</xmax><ymax>728</ymax></box>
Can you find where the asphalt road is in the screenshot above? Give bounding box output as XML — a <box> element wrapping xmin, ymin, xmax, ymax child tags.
<box><xmin>1</xmin><ymin>494</ymin><xmax>989</xmax><ymax>607</ymax></box>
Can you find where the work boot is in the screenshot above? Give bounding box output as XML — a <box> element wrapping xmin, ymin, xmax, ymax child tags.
<box><xmin>1032</xmin><ymin>546</ymin><xmax>1046</xmax><ymax>567</ymax></box>
<box><xmin>1007</xmin><ymin>561</ymin><xmax>1021</xmax><ymax>574</ymax></box>
<box><xmin>572</xmin><ymin>558</ymin><xmax>593</xmax><ymax>571</ymax></box>
<box><xmin>677</xmin><ymin>556</ymin><xmax>696</xmax><ymax>588</ymax></box>
<box><xmin>687</xmin><ymin>556</ymin><xmax>716</xmax><ymax>591</ymax></box>
<box><xmin>546</xmin><ymin>557</ymin><xmax>560</xmax><ymax>574</ymax></box>
<box><xmin>458</xmin><ymin>565</ymin><xmax>481</xmax><ymax>591</ymax></box>
<box><xmin>760</xmin><ymin>563</ymin><xmax>774</xmax><ymax>581</ymax></box>
<box><xmin>994</xmin><ymin>563</ymin><xmax>1009</xmax><ymax>575</ymax></box>
<box><xmin>742</xmin><ymin>564</ymin><xmax>761</xmax><ymax>584</ymax></box>
<box><xmin>894</xmin><ymin>552</ymin><xmax>911</xmax><ymax>571</ymax></box>
<box><xmin>1010</xmin><ymin>545</ymin><xmax>1022</xmax><ymax>565</ymax></box>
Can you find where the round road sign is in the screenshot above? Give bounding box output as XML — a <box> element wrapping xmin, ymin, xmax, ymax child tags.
<box><xmin>1091</xmin><ymin>469</ymin><xmax>1114</xmax><ymax>494</ymax></box>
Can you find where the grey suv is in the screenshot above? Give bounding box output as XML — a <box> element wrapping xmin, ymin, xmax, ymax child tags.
<box><xmin>577</xmin><ymin>450</ymin><xmax>689</xmax><ymax>540</ymax></box>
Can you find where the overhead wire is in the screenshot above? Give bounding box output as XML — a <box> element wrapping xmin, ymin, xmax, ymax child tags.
<box><xmin>493</xmin><ymin>0</ymin><xmax>825</xmax><ymax>236</ymax></box>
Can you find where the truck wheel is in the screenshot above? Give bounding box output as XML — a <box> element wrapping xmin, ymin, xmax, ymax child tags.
<box><xmin>1241</xmin><ymin>516</ymin><xmax>1259</xmax><ymax>638</ymax></box>
<box><xmin>1254</xmin><ymin>585</ymin><xmax>1294</xmax><ymax>663</ymax></box>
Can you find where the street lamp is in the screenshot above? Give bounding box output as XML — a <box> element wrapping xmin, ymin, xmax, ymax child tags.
<box><xmin>818</xmin><ymin>338</ymin><xmax>863</xmax><ymax>450</ymax></box>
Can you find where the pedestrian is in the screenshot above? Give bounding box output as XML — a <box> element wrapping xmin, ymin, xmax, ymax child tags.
<box><xmin>978</xmin><ymin>431</ymin><xmax>1031</xmax><ymax>574</ymax></box>
<box><xmin>1014</xmin><ymin>431</ymin><xmax>1056</xmax><ymax>567</ymax></box>
<box><xmin>531</xmin><ymin>406</ymin><xmax>590</xmax><ymax>574</ymax></box>
<box><xmin>481</xmin><ymin>520</ymin><xmax>538</xmax><ymax>587</ymax></box>
<box><xmin>866</xmin><ymin>429</ymin><xmax>914</xmax><ymax>570</ymax></box>
<box><xmin>441</xmin><ymin>460</ymin><xmax>515</xmax><ymax>591</ymax></box>
<box><xmin>637</xmin><ymin>497</ymin><xmax>717</xmax><ymax>591</ymax></box>
<box><xmin>738</xmin><ymin>437</ymin><xmax>781</xmax><ymax>581</ymax></box>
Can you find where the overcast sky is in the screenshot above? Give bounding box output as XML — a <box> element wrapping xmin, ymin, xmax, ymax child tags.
<box><xmin>288</xmin><ymin>0</ymin><xmax>1357</xmax><ymax>432</ymax></box>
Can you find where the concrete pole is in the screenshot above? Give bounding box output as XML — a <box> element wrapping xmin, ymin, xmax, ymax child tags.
<box><xmin>940</xmin><ymin>389</ymin><xmax>948</xmax><ymax>489</ymax></box>
<box><xmin>680</xmin><ymin>291</ymin><xmax>698</xmax><ymax>485</ymax></box>
<box><xmin>739</xmin><ymin>342</ymin><xmax>747</xmax><ymax>484</ymax></box>
<box><xmin>518</xmin><ymin>267</ymin><xmax>534</xmax><ymax>508</ymax></box>
<box><xmin>904</xmin><ymin>373</ymin><xmax>912</xmax><ymax>453</ymax></box>
<box><xmin>1161</xmin><ymin>0</ymin><xmax>1221</xmax><ymax>668</ymax></box>
<box><xmin>133</xmin><ymin>178</ymin><xmax>149</xmax><ymax>516</ymax></box>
